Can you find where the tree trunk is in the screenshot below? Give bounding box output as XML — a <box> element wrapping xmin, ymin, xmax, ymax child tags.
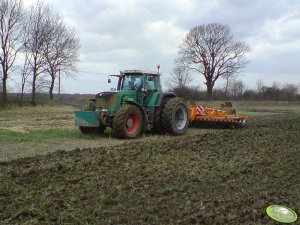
<box><xmin>2</xmin><ymin>65</ymin><xmax>8</xmax><ymax>103</ymax></box>
<box><xmin>224</xmin><ymin>77</ymin><xmax>229</xmax><ymax>97</ymax></box>
<box><xmin>49</xmin><ymin>75</ymin><xmax>55</xmax><ymax>100</ymax></box>
<box><xmin>2</xmin><ymin>76</ymin><xmax>8</xmax><ymax>103</ymax></box>
<box><xmin>20</xmin><ymin>92</ymin><xmax>24</xmax><ymax>106</ymax></box>
<box><xmin>49</xmin><ymin>89</ymin><xmax>54</xmax><ymax>100</ymax></box>
<box><xmin>31</xmin><ymin>73</ymin><xmax>37</xmax><ymax>106</ymax></box>
<box><xmin>20</xmin><ymin>82</ymin><xmax>25</xmax><ymax>106</ymax></box>
<box><xmin>206</xmin><ymin>82</ymin><xmax>213</xmax><ymax>99</ymax></box>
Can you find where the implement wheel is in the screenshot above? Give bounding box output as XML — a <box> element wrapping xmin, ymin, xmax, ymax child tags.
<box><xmin>161</xmin><ymin>98</ymin><xmax>189</xmax><ymax>135</ymax></box>
<box><xmin>113</xmin><ymin>104</ymin><xmax>143</xmax><ymax>139</ymax></box>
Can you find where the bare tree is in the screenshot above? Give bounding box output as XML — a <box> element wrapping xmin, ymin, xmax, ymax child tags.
<box><xmin>178</xmin><ymin>23</ymin><xmax>249</xmax><ymax>98</ymax></box>
<box><xmin>44</xmin><ymin>16</ymin><xmax>80</xmax><ymax>100</ymax></box>
<box><xmin>283</xmin><ymin>83</ymin><xmax>298</xmax><ymax>103</ymax></box>
<box><xmin>24</xmin><ymin>1</ymin><xmax>54</xmax><ymax>105</ymax></box>
<box><xmin>167</xmin><ymin>64</ymin><xmax>193</xmax><ymax>98</ymax></box>
<box><xmin>273</xmin><ymin>82</ymin><xmax>282</xmax><ymax>102</ymax></box>
<box><xmin>229</xmin><ymin>79</ymin><xmax>245</xmax><ymax>98</ymax></box>
<box><xmin>268</xmin><ymin>82</ymin><xmax>282</xmax><ymax>103</ymax></box>
<box><xmin>222</xmin><ymin>73</ymin><xmax>237</xmax><ymax>97</ymax></box>
<box><xmin>256</xmin><ymin>79</ymin><xmax>264</xmax><ymax>92</ymax></box>
<box><xmin>167</xmin><ymin>64</ymin><xmax>193</xmax><ymax>90</ymax></box>
<box><xmin>19</xmin><ymin>53</ymin><xmax>31</xmax><ymax>105</ymax></box>
<box><xmin>0</xmin><ymin>0</ymin><xmax>24</xmax><ymax>103</ymax></box>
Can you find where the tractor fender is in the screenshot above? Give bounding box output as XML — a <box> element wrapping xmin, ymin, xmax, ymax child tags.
<box><xmin>125</xmin><ymin>100</ymin><xmax>146</xmax><ymax>117</ymax></box>
<box><xmin>155</xmin><ymin>92</ymin><xmax>176</xmax><ymax>106</ymax></box>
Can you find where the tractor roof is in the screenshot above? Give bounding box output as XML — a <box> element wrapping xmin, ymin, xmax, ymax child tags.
<box><xmin>121</xmin><ymin>70</ymin><xmax>160</xmax><ymax>76</ymax></box>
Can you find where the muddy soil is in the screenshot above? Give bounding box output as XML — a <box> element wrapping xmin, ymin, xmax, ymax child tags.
<box><xmin>0</xmin><ymin>113</ymin><xmax>299</xmax><ymax>225</ymax></box>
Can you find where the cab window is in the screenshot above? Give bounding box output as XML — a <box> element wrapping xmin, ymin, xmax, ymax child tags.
<box><xmin>122</xmin><ymin>75</ymin><xmax>143</xmax><ymax>90</ymax></box>
<box><xmin>145</xmin><ymin>75</ymin><xmax>161</xmax><ymax>91</ymax></box>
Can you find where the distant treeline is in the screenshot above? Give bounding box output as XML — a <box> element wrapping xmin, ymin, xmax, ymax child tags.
<box><xmin>1</xmin><ymin>84</ymin><xmax>299</xmax><ymax>108</ymax></box>
<box><xmin>0</xmin><ymin>93</ymin><xmax>92</xmax><ymax>108</ymax></box>
<box><xmin>169</xmin><ymin>81</ymin><xmax>299</xmax><ymax>103</ymax></box>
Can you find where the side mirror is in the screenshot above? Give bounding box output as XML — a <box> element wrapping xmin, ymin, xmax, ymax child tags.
<box><xmin>108</xmin><ymin>78</ymin><xmax>111</xmax><ymax>83</ymax></box>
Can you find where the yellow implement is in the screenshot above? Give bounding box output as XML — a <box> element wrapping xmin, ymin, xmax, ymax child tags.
<box><xmin>189</xmin><ymin>101</ymin><xmax>248</xmax><ymax>127</ymax></box>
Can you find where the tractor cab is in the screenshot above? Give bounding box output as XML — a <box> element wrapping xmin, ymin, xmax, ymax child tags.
<box><xmin>113</xmin><ymin>70</ymin><xmax>162</xmax><ymax>106</ymax></box>
<box><xmin>117</xmin><ymin>70</ymin><xmax>162</xmax><ymax>91</ymax></box>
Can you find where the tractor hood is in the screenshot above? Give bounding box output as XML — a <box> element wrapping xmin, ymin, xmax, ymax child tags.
<box><xmin>95</xmin><ymin>91</ymin><xmax>117</xmax><ymax>109</ymax></box>
<box><xmin>94</xmin><ymin>90</ymin><xmax>137</xmax><ymax>111</ymax></box>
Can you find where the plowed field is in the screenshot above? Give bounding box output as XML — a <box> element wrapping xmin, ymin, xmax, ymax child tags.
<box><xmin>0</xmin><ymin>110</ymin><xmax>299</xmax><ymax>224</ymax></box>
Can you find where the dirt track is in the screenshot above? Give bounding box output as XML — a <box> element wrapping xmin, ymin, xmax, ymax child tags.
<box><xmin>1</xmin><ymin>113</ymin><xmax>299</xmax><ymax>224</ymax></box>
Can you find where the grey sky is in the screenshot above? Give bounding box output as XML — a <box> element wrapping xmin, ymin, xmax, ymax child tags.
<box><xmin>24</xmin><ymin>0</ymin><xmax>300</xmax><ymax>94</ymax></box>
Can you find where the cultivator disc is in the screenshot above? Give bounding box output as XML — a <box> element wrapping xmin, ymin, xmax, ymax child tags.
<box><xmin>266</xmin><ymin>205</ymin><xmax>298</xmax><ymax>223</ymax></box>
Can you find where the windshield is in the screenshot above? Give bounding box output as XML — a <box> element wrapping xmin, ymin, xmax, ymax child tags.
<box><xmin>121</xmin><ymin>74</ymin><xmax>162</xmax><ymax>91</ymax></box>
<box><xmin>121</xmin><ymin>74</ymin><xmax>144</xmax><ymax>90</ymax></box>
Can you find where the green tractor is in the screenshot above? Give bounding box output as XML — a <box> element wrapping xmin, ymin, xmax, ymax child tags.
<box><xmin>75</xmin><ymin>70</ymin><xmax>189</xmax><ymax>138</ymax></box>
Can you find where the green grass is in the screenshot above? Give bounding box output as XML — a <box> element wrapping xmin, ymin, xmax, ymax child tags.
<box><xmin>0</xmin><ymin>101</ymin><xmax>299</xmax><ymax>161</ymax></box>
<box><xmin>0</xmin><ymin>129</ymin><xmax>86</xmax><ymax>143</ymax></box>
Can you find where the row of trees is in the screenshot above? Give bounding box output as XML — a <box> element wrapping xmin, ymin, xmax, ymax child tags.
<box><xmin>168</xmin><ymin>73</ymin><xmax>299</xmax><ymax>102</ymax></box>
<box><xmin>0</xmin><ymin>0</ymin><xmax>80</xmax><ymax>105</ymax></box>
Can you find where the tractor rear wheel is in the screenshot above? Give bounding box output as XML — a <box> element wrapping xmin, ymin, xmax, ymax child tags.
<box><xmin>161</xmin><ymin>98</ymin><xmax>189</xmax><ymax>135</ymax></box>
<box><xmin>113</xmin><ymin>104</ymin><xmax>143</xmax><ymax>139</ymax></box>
<box><xmin>153</xmin><ymin>97</ymin><xmax>170</xmax><ymax>134</ymax></box>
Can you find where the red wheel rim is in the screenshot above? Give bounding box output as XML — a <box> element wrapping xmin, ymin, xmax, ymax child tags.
<box><xmin>126</xmin><ymin>112</ymin><xmax>139</xmax><ymax>134</ymax></box>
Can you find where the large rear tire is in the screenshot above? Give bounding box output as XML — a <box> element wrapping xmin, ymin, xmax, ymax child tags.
<box><xmin>153</xmin><ymin>97</ymin><xmax>170</xmax><ymax>134</ymax></box>
<box><xmin>161</xmin><ymin>98</ymin><xmax>189</xmax><ymax>135</ymax></box>
<box><xmin>113</xmin><ymin>104</ymin><xmax>143</xmax><ymax>139</ymax></box>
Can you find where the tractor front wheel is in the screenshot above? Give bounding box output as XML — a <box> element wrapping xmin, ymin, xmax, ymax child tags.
<box><xmin>161</xmin><ymin>98</ymin><xmax>189</xmax><ymax>135</ymax></box>
<box><xmin>113</xmin><ymin>104</ymin><xmax>143</xmax><ymax>139</ymax></box>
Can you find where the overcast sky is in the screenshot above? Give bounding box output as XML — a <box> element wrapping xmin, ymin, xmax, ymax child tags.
<box><xmin>23</xmin><ymin>0</ymin><xmax>300</xmax><ymax>94</ymax></box>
